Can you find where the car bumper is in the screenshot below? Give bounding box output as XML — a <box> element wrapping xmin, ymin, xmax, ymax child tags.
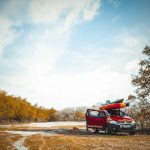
<box><xmin>109</xmin><ymin>123</ymin><xmax>136</xmax><ymax>132</ymax></box>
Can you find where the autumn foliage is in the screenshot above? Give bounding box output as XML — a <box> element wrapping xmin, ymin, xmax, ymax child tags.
<box><xmin>0</xmin><ymin>90</ymin><xmax>56</xmax><ymax>123</ymax></box>
<box><xmin>130</xmin><ymin>46</ymin><xmax>150</xmax><ymax>128</ymax></box>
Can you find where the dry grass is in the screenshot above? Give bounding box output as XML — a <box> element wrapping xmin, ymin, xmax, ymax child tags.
<box><xmin>0</xmin><ymin>125</ymin><xmax>85</xmax><ymax>131</ymax></box>
<box><xmin>1</xmin><ymin>126</ymin><xmax>150</xmax><ymax>150</ymax></box>
<box><xmin>0</xmin><ymin>132</ymin><xmax>21</xmax><ymax>150</ymax></box>
<box><xmin>24</xmin><ymin>134</ymin><xmax>150</xmax><ymax>150</ymax></box>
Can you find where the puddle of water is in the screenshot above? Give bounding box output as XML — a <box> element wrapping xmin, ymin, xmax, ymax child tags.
<box><xmin>0</xmin><ymin>125</ymin><xmax>12</xmax><ymax>128</ymax></box>
<box><xmin>0</xmin><ymin>121</ymin><xmax>85</xmax><ymax>128</ymax></box>
<box><xmin>6</xmin><ymin>130</ymin><xmax>58</xmax><ymax>150</ymax></box>
<box><xmin>23</xmin><ymin>121</ymin><xmax>86</xmax><ymax>128</ymax></box>
<box><xmin>13</xmin><ymin>137</ymin><xmax>28</xmax><ymax>150</ymax></box>
<box><xmin>6</xmin><ymin>130</ymin><xmax>57</xmax><ymax>136</ymax></box>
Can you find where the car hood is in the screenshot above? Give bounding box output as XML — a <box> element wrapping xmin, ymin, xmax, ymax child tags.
<box><xmin>109</xmin><ymin>115</ymin><xmax>134</xmax><ymax>123</ymax></box>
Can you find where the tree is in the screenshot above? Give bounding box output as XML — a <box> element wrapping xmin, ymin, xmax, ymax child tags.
<box><xmin>132</xmin><ymin>46</ymin><xmax>150</xmax><ymax>128</ymax></box>
<box><xmin>0</xmin><ymin>89</ymin><xmax>57</xmax><ymax>123</ymax></box>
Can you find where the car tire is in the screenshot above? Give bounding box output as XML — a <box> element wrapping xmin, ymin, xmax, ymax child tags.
<box><xmin>86</xmin><ymin>121</ymin><xmax>88</xmax><ymax>131</ymax></box>
<box><xmin>105</xmin><ymin>126</ymin><xmax>111</xmax><ymax>135</ymax></box>
<box><xmin>94</xmin><ymin>128</ymin><xmax>99</xmax><ymax>133</ymax></box>
<box><xmin>129</xmin><ymin>131</ymin><xmax>136</xmax><ymax>135</ymax></box>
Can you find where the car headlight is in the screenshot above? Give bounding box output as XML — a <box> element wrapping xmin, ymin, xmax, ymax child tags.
<box><xmin>109</xmin><ymin>120</ymin><xmax>118</xmax><ymax>125</ymax></box>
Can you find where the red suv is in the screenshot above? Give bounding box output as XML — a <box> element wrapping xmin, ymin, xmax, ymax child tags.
<box><xmin>85</xmin><ymin>109</ymin><xmax>136</xmax><ymax>135</ymax></box>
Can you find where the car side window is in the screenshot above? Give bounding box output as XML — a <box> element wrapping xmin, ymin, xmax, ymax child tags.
<box><xmin>98</xmin><ymin>111</ymin><xmax>106</xmax><ymax>118</ymax></box>
<box><xmin>88</xmin><ymin>110</ymin><xmax>99</xmax><ymax>117</ymax></box>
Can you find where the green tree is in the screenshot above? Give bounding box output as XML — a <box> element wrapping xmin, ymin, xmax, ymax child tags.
<box><xmin>132</xmin><ymin>46</ymin><xmax>150</xmax><ymax>128</ymax></box>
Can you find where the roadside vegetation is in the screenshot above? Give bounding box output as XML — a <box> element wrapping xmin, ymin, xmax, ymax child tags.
<box><xmin>0</xmin><ymin>90</ymin><xmax>57</xmax><ymax>123</ymax></box>
<box><xmin>0</xmin><ymin>90</ymin><xmax>85</xmax><ymax>124</ymax></box>
<box><xmin>126</xmin><ymin>46</ymin><xmax>150</xmax><ymax>129</ymax></box>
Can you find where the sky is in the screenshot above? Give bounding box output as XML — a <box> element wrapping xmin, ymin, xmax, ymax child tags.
<box><xmin>0</xmin><ymin>0</ymin><xmax>150</xmax><ymax>110</ymax></box>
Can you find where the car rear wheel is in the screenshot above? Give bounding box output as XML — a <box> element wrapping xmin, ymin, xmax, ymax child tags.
<box><xmin>86</xmin><ymin>121</ymin><xmax>88</xmax><ymax>131</ymax></box>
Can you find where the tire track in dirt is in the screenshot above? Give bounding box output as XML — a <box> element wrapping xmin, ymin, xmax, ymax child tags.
<box><xmin>39</xmin><ymin>135</ymin><xmax>46</xmax><ymax>150</ymax></box>
<box><xmin>13</xmin><ymin>136</ymin><xmax>28</xmax><ymax>150</ymax></box>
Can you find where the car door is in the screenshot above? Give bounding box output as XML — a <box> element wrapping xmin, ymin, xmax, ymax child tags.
<box><xmin>86</xmin><ymin>110</ymin><xmax>99</xmax><ymax>127</ymax></box>
<box><xmin>95</xmin><ymin>111</ymin><xmax>107</xmax><ymax>128</ymax></box>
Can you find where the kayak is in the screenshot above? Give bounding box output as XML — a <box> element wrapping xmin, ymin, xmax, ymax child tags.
<box><xmin>101</xmin><ymin>99</ymin><xmax>124</xmax><ymax>105</ymax></box>
<box><xmin>100</xmin><ymin>102</ymin><xmax>128</xmax><ymax>110</ymax></box>
<box><xmin>111</xmin><ymin>99</ymin><xmax>124</xmax><ymax>104</ymax></box>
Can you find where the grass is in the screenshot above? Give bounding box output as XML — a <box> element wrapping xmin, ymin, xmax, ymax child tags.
<box><xmin>0</xmin><ymin>132</ymin><xmax>21</xmax><ymax>150</ymax></box>
<box><xmin>24</xmin><ymin>134</ymin><xmax>150</xmax><ymax>150</ymax></box>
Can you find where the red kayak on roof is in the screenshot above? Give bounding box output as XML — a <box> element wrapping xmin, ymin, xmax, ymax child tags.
<box><xmin>100</xmin><ymin>102</ymin><xmax>127</xmax><ymax>110</ymax></box>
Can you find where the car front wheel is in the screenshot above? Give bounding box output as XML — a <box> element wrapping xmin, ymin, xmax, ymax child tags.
<box><xmin>129</xmin><ymin>131</ymin><xmax>136</xmax><ymax>135</ymax></box>
<box><xmin>105</xmin><ymin>126</ymin><xmax>111</xmax><ymax>135</ymax></box>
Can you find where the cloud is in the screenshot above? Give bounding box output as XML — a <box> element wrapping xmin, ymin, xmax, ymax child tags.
<box><xmin>115</xmin><ymin>27</ymin><xmax>150</xmax><ymax>48</ymax></box>
<box><xmin>2</xmin><ymin>67</ymin><xmax>133</xmax><ymax>109</ymax></box>
<box><xmin>108</xmin><ymin>0</ymin><xmax>120</xmax><ymax>8</ymax></box>
<box><xmin>29</xmin><ymin>0</ymin><xmax>100</xmax><ymax>31</ymax></box>
<box><xmin>124</xmin><ymin>59</ymin><xmax>139</xmax><ymax>74</ymax></box>
<box><xmin>83</xmin><ymin>0</ymin><xmax>100</xmax><ymax>21</ymax></box>
<box><xmin>0</xmin><ymin>0</ymin><xmax>101</xmax><ymax>109</ymax></box>
<box><xmin>0</xmin><ymin>0</ymin><xmax>100</xmax><ymax>54</ymax></box>
<box><xmin>116</xmin><ymin>32</ymin><xmax>141</xmax><ymax>47</ymax></box>
<box><xmin>112</xmin><ymin>15</ymin><xmax>120</xmax><ymax>23</ymax></box>
<box><xmin>0</xmin><ymin>0</ymin><xmax>101</xmax><ymax>71</ymax></box>
<box><xmin>0</xmin><ymin>17</ymin><xmax>20</xmax><ymax>54</ymax></box>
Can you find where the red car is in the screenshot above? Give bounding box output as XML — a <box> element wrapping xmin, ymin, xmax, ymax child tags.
<box><xmin>85</xmin><ymin>109</ymin><xmax>136</xmax><ymax>135</ymax></box>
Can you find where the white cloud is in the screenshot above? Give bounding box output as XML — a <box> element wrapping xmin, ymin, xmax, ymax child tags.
<box><xmin>20</xmin><ymin>0</ymin><xmax>100</xmax><ymax>77</ymax></box>
<box><xmin>112</xmin><ymin>15</ymin><xmax>120</xmax><ymax>23</ymax></box>
<box><xmin>108</xmin><ymin>0</ymin><xmax>120</xmax><ymax>8</ymax></box>
<box><xmin>83</xmin><ymin>0</ymin><xmax>100</xmax><ymax>21</ymax></box>
<box><xmin>0</xmin><ymin>0</ymin><xmax>100</xmax><ymax>54</ymax></box>
<box><xmin>115</xmin><ymin>28</ymin><xmax>150</xmax><ymax>48</ymax></box>
<box><xmin>116</xmin><ymin>32</ymin><xmax>141</xmax><ymax>47</ymax></box>
<box><xmin>2</xmin><ymin>66</ymin><xmax>134</xmax><ymax>109</ymax></box>
<box><xmin>0</xmin><ymin>17</ymin><xmax>20</xmax><ymax>54</ymax></box>
<box><xmin>0</xmin><ymin>0</ymin><xmax>101</xmax><ymax>109</ymax></box>
<box><xmin>124</xmin><ymin>59</ymin><xmax>139</xmax><ymax>74</ymax></box>
<box><xmin>29</xmin><ymin>0</ymin><xmax>100</xmax><ymax>32</ymax></box>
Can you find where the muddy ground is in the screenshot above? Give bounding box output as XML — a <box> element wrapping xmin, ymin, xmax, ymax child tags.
<box><xmin>0</xmin><ymin>123</ymin><xmax>150</xmax><ymax>150</ymax></box>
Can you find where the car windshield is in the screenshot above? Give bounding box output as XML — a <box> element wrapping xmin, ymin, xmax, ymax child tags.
<box><xmin>107</xmin><ymin>109</ymin><xmax>127</xmax><ymax>117</ymax></box>
<box><xmin>120</xmin><ymin>111</ymin><xmax>127</xmax><ymax>117</ymax></box>
<box><xmin>105</xmin><ymin>111</ymin><xmax>110</xmax><ymax>116</ymax></box>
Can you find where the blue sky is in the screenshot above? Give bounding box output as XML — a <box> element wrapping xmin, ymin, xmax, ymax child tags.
<box><xmin>0</xmin><ymin>0</ymin><xmax>150</xmax><ymax>109</ymax></box>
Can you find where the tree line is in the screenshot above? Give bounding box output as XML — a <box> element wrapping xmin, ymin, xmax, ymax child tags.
<box><xmin>0</xmin><ymin>90</ymin><xmax>86</xmax><ymax>123</ymax></box>
<box><xmin>0</xmin><ymin>90</ymin><xmax>57</xmax><ymax>123</ymax></box>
